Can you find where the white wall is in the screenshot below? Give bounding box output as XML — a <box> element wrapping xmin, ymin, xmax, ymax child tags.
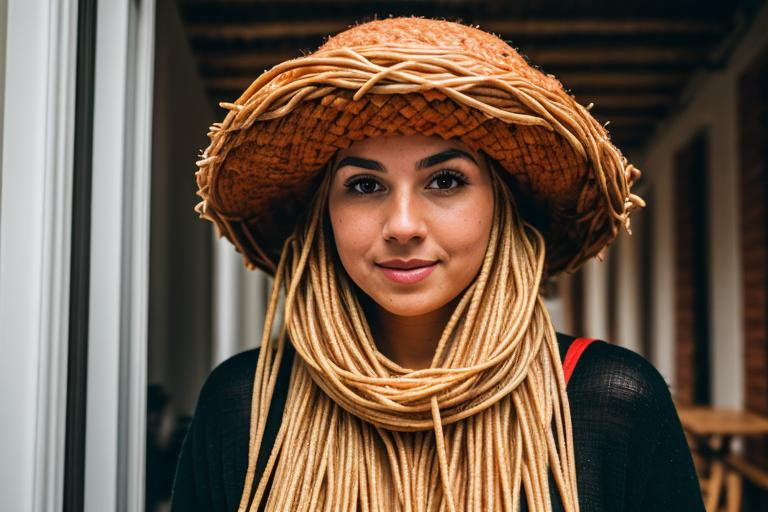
<box><xmin>637</xmin><ymin>3</ymin><xmax>768</xmax><ymax>406</ymax></box>
<box><xmin>579</xmin><ymin>151</ymin><xmax>646</xmax><ymax>353</ymax></box>
<box><xmin>614</xmin><ymin>229</ymin><xmax>642</xmax><ymax>354</ymax></box>
<box><xmin>211</xmin><ymin>239</ymin><xmax>270</xmax><ymax>368</ymax></box>
<box><xmin>148</xmin><ymin>0</ymin><xmax>215</xmax><ymax>416</ymax></box>
<box><xmin>148</xmin><ymin>0</ymin><xmax>271</xmax><ymax>417</ymax></box>
<box><xmin>582</xmin><ymin>256</ymin><xmax>610</xmax><ymax>341</ymax></box>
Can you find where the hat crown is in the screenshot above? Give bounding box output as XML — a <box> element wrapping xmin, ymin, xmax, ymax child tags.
<box><xmin>318</xmin><ymin>17</ymin><xmax>559</xmax><ymax>90</ymax></box>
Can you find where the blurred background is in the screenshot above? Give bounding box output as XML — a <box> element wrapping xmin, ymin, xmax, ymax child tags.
<box><xmin>2</xmin><ymin>0</ymin><xmax>768</xmax><ymax>510</ymax></box>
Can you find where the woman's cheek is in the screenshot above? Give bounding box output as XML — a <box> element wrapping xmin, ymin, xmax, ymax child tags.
<box><xmin>344</xmin><ymin>218</ymin><xmax>376</xmax><ymax>257</ymax></box>
<box><xmin>445</xmin><ymin>212</ymin><xmax>489</xmax><ymax>254</ymax></box>
<box><xmin>334</xmin><ymin>217</ymin><xmax>376</xmax><ymax>279</ymax></box>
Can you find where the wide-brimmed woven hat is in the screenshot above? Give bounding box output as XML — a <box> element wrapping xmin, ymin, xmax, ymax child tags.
<box><xmin>195</xmin><ymin>17</ymin><xmax>644</xmax><ymax>276</ymax></box>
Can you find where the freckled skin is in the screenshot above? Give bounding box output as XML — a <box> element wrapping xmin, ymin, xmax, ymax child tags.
<box><xmin>326</xmin><ymin>134</ymin><xmax>494</xmax><ymax>319</ymax></box>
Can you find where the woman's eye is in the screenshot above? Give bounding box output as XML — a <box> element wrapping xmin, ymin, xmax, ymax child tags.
<box><xmin>427</xmin><ymin>170</ymin><xmax>468</xmax><ymax>190</ymax></box>
<box><xmin>345</xmin><ymin>177</ymin><xmax>383</xmax><ymax>195</ymax></box>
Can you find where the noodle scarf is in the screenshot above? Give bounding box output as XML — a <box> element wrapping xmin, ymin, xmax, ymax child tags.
<box><xmin>237</xmin><ymin>162</ymin><xmax>579</xmax><ymax>512</ymax></box>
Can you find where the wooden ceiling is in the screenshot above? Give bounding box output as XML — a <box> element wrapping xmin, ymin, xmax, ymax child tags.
<box><xmin>178</xmin><ymin>0</ymin><xmax>760</xmax><ymax>152</ymax></box>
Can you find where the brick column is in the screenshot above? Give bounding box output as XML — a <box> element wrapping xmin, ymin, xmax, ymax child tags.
<box><xmin>738</xmin><ymin>46</ymin><xmax>768</xmax><ymax>504</ymax></box>
<box><xmin>673</xmin><ymin>131</ymin><xmax>712</xmax><ymax>406</ymax></box>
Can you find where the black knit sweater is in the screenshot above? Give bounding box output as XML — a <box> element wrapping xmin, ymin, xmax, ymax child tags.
<box><xmin>170</xmin><ymin>333</ymin><xmax>705</xmax><ymax>511</ymax></box>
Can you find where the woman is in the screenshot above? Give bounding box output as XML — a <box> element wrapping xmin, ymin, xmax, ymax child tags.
<box><xmin>172</xmin><ymin>18</ymin><xmax>704</xmax><ymax>511</ymax></box>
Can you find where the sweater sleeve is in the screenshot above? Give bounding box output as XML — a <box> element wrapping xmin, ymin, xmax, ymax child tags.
<box><xmin>634</xmin><ymin>377</ymin><xmax>705</xmax><ymax>510</ymax></box>
<box><xmin>170</xmin><ymin>349</ymin><xmax>262</xmax><ymax>512</ymax></box>
<box><xmin>565</xmin><ymin>340</ymin><xmax>705</xmax><ymax>511</ymax></box>
<box><xmin>169</xmin><ymin>395</ymin><xmax>215</xmax><ymax>512</ymax></box>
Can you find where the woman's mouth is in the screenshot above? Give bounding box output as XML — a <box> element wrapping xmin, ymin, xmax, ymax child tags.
<box><xmin>375</xmin><ymin>259</ymin><xmax>439</xmax><ymax>285</ymax></box>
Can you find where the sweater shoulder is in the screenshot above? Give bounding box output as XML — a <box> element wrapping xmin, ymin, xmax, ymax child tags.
<box><xmin>563</xmin><ymin>336</ymin><xmax>672</xmax><ymax>416</ymax></box>
<box><xmin>194</xmin><ymin>348</ymin><xmax>261</xmax><ymax>415</ymax></box>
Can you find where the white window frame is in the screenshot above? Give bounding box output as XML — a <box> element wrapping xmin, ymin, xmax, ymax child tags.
<box><xmin>0</xmin><ymin>0</ymin><xmax>155</xmax><ymax>510</ymax></box>
<box><xmin>85</xmin><ymin>0</ymin><xmax>155</xmax><ymax>510</ymax></box>
<box><xmin>0</xmin><ymin>1</ymin><xmax>78</xmax><ymax>510</ymax></box>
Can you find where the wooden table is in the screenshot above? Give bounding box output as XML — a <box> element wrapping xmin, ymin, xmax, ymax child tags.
<box><xmin>678</xmin><ymin>407</ymin><xmax>768</xmax><ymax>512</ymax></box>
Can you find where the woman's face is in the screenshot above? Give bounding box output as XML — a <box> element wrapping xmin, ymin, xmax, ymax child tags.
<box><xmin>327</xmin><ymin>134</ymin><xmax>495</xmax><ymax>317</ymax></box>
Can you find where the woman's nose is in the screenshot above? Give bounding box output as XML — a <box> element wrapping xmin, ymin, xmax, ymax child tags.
<box><xmin>381</xmin><ymin>189</ymin><xmax>427</xmax><ymax>243</ymax></box>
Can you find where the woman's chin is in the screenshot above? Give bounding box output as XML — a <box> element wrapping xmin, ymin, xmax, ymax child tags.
<box><xmin>369</xmin><ymin>292</ymin><xmax>454</xmax><ymax>318</ymax></box>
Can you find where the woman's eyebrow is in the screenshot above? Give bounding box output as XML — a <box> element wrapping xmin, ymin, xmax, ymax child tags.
<box><xmin>334</xmin><ymin>149</ymin><xmax>477</xmax><ymax>173</ymax></box>
<box><xmin>335</xmin><ymin>156</ymin><xmax>384</xmax><ymax>172</ymax></box>
<box><xmin>417</xmin><ymin>149</ymin><xmax>478</xmax><ymax>169</ymax></box>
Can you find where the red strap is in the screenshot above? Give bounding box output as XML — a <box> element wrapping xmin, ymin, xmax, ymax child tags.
<box><xmin>563</xmin><ymin>337</ymin><xmax>598</xmax><ymax>386</ymax></box>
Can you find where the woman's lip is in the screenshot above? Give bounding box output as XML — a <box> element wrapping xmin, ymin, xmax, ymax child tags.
<box><xmin>376</xmin><ymin>258</ymin><xmax>437</xmax><ymax>269</ymax></box>
<box><xmin>376</xmin><ymin>262</ymin><xmax>438</xmax><ymax>284</ymax></box>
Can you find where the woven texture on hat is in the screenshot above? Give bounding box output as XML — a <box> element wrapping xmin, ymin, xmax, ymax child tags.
<box><xmin>194</xmin><ymin>17</ymin><xmax>645</xmax><ymax>276</ymax></box>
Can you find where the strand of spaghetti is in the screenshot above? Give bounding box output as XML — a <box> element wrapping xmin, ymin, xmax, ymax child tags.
<box><xmin>431</xmin><ymin>397</ymin><xmax>457</xmax><ymax>512</ymax></box>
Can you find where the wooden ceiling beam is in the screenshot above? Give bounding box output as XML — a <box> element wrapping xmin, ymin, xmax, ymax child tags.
<box><xmin>483</xmin><ymin>18</ymin><xmax>724</xmax><ymax>36</ymax></box>
<box><xmin>609</xmin><ymin>128</ymin><xmax>655</xmax><ymax>137</ymax></box>
<box><xmin>205</xmin><ymin>77</ymin><xmax>261</xmax><ymax>92</ymax></box>
<box><xmin>574</xmin><ymin>92</ymin><xmax>674</xmax><ymax>109</ymax></box>
<box><xmin>198</xmin><ymin>52</ymin><xmax>299</xmax><ymax>72</ymax></box>
<box><xmin>185</xmin><ymin>18</ymin><xmax>724</xmax><ymax>40</ymax></box>
<box><xmin>182</xmin><ymin>0</ymin><xmax>436</xmax><ymax>4</ymax></box>
<box><xmin>523</xmin><ymin>46</ymin><xmax>705</xmax><ymax>66</ymax></box>
<box><xmin>187</xmin><ymin>20</ymin><xmax>349</xmax><ymax>40</ymax></box>
<box><xmin>590</xmin><ymin>115</ymin><xmax>658</xmax><ymax>127</ymax></box>
<box><xmin>558</xmin><ymin>70</ymin><xmax>687</xmax><ymax>89</ymax></box>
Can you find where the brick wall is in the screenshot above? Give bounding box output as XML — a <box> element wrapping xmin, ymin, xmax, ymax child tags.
<box><xmin>673</xmin><ymin>131</ymin><xmax>712</xmax><ymax>406</ymax></box>
<box><xmin>739</xmin><ymin>45</ymin><xmax>768</xmax><ymax>490</ymax></box>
